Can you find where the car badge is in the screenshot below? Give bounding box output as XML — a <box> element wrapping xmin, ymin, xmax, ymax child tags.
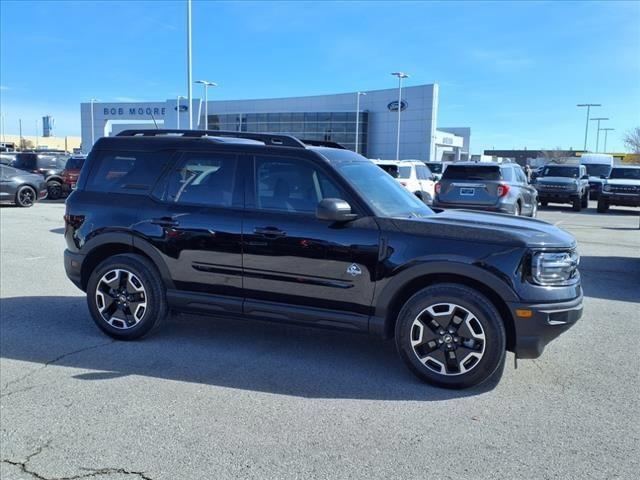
<box><xmin>346</xmin><ymin>263</ymin><xmax>362</xmax><ymax>277</ymax></box>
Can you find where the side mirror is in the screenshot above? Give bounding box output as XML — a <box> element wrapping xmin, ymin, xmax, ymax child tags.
<box><xmin>316</xmin><ymin>198</ymin><xmax>358</xmax><ymax>222</ymax></box>
<box><xmin>600</xmin><ymin>175</ymin><xmax>608</xmax><ymax>179</ymax></box>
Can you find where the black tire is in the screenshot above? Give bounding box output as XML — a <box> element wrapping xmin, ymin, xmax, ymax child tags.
<box><xmin>541</xmin><ymin>201</ymin><xmax>548</xmax><ymax>207</ymax></box>
<box><xmin>572</xmin><ymin>197</ymin><xmax>582</xmax><ymax>211</ymax></box>
<box><xmin>581</xmin><ymin>191</ymin><xmax>589</xmax><ymax>208</ymax></box>
<box><xmin>15</xmin><ymin>185</ymin><xmax>36</xmax><ymax>207</ymax></box>
<box><xmin>47</xmin><ymin>180</ymin><xmax>63</xmax><ymax>200</ymax></box>
<box><xmin>395</xmin><ymin>283</ymin><xmax>506</xmax><ymax>389</ymax></box>
<box><xmin>86</xmin><ymin>254</ymin><xmax>168</xmax><ymax>340</ymax></box>
<box><xmin>597</xmin><ymin>198</ymin><xmax>609</xmax><ymax>213</ymax></box>
<box><xmin>529</xmin><ymin>200</ymin><xmax>538</xmax><ymax>218</ymax></box>
<box><xmin>513</xmin><ymin>201</ymin><xmax>521</xmax><ymax>216</ymax></box>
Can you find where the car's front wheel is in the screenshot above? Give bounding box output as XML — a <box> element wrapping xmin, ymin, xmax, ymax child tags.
<box><xmin>572</xmin><ymin>196</ymin><xmax>582</xmax><ymax>211</ymax></box>
<box><xmin>597</xmin><ymin>198</ymin><xmax>609</xmax><ymax>213</ymax></box>
<box><xmin>395</xmin><ymin>283</ymin><xmax>506</xmax><ymax>389</ymax></box>
<box><xmin>15</xmin><ymin>185</ymin><xmax>36</xmax><ymax>207</ymax></box>
<box><xmin>47</xmin><ymin>180</ymin><xmax>63</xmax><ymax>200</ymax></box>
<box><xmin>581</xmin><ymin>191</ymin><xmax>589</xmax><ymax>208</ymax></box>
<box><xmin>86</xmin><ymin>254</ymin><xmax>168</xmax><ymax>340</ymax></box>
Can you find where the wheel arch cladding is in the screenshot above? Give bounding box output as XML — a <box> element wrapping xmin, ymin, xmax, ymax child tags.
<box><xmin>380</xmin><ymin>272</ymin><xmax>516</xmax><ymax>352</ymax></box>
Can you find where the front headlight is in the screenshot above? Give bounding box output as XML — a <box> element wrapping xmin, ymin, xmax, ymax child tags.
<box><xmin>530</xmin><ymin>250</ymin><xmax>579</xmax><ymax>285</ymax></box>
<box><xmin>603</xmin><ymin>184</ymin><xmax>611</xmax><ymax>192</ymax></box>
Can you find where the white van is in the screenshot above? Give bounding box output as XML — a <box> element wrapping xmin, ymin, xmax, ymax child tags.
<box><xmin>580</xmin><ymin>153</ymin><xmax>614</xmax><ymax>199</ymax></box>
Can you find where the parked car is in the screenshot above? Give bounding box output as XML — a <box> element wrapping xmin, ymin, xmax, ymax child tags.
<box><xmin>580</xmin><ymin>153</ymin><xmax>614</xmax><ymax>200</ymax></box>
<box><xmin>373</xmin><ymin>159</ymin><xmax>436</xmax><ymax>204</ymax></box>
<box><xmin>64</xmin><ymin>129</ymin><xmax>582</xmax><ymax>389</ymax></box>
<box><xmin>433</xmin><ymin>162</ymin><xmax>538</xmax><ymax>216</ymax></box>
<box><xmin>12</xmin><ymin>152</ymin><xmax>69</xmax><ymax>199</ymax></box>
<box><xmin>0</xmin><ymin>164</ymin><xmax>48</xmax><ymax>207</ymax></box>
<box><xmin>534</xmin><ymin>164</ymin><xmax>589</xmax><ymax>211</ymax></box>
<box><xmin>597</xmin><ymin>165</ymin><xmax>640</xmax><ymax>213</ymax></box>
<box><xmin>0</xmin><ymin>152</ymin><xmax>17</xmax><ymax>165</ymax></box>
<box><xmin>423</xmin><ymin>161</ymin><xmax>449</xmax><ymax>181</ymax></box>
<box><xmin>61</xmin><ymin>155</ymin><xmax>86</xmax><ymax>195</ymax></box>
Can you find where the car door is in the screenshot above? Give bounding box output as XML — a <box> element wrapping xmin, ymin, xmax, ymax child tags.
<box><xmin>0</xmin><ymin>166</ymin><xmax>11</xmax><ymax>201</ymax></box>
<box><xmin>134</xmin><ymin>150</ymin><xmax>245</xmax><ymax>313</ymax></box>
<box><xmin>241</xmin><ymin>153</ymin><xmax>380</xmax><ymax>331</ymax></box>
<box><xmin>514</xmin><ymin>166</ymin><xmax>536</xmax><ymax>214</ymax></box>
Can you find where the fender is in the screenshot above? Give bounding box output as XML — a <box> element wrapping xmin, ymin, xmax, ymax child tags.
<box><xmin>46</xmin><ymin>175</ymin><xmax>64</xmax><ymax>184</ymax></box>
<box><xmin>371</xmin><ymin>260</ymin><xmax>519</xmax><ymax>336</ymax></box>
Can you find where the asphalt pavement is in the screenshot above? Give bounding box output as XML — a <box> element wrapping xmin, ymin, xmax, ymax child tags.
<box><xmin>1</xmin><ymin>200</ymin><xmax>639</xmax><ymax>480</ymax></box>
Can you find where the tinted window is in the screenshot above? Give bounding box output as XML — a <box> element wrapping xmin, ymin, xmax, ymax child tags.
<box><xmin>398</xmin><ymin>166</ymin><xmax>412</xmax><ymax>179</ymax></box>
<box><xmin>542</xmin><ymin>166</ymin><xmax>579</xmax><ymax>178</ymax></box>
<box><xmin>443</xmin><ymin>165</ymin><xmax>500</xmax><ymax>181</ymax></box>
<box><xmin>86</xmin><ymin>150</ymin><xmax>171</xmax><ymax>195</ymax></box>
<box><xmin>501</xmin><ymin>167</ymin><xmax>515</xmax><ymax>182</ymax></box>
<box><xmin>13</xmin><ymin>153</ymin><xmax>37</xmax><ymax>170</ymax></box>
<box><xmin>65</xmin><ymin>157</ymin><xmax>85</xmax><ymax>170</ymax></box>
<box><xmin>609</xmin><ymin>168</ymin><xmax>640</xmax><ymax>180</ymax></box>
<box><xmin>165</xmin><ymin>153</ymin><xmax>237</xmax><ymax>207</ymax></box>
<box><xmin>377</xmin><ymin>164</ymin><xmax>399</xmax><ymax>178</ymax></box>
<box><xmin>584</xmin><ymin>164</ymin><xmax>611</xmax><ymax>177</ymax></box>
<box><xmin>254</xmin><ymin>157</ymin><xmax>344</xmax><ymax>213</ymax></box>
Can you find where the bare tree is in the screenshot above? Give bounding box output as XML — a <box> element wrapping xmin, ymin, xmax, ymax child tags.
<box><xmin>623</xmin><ymin>127</ymin><xmax>640</xmax><ymax>154</ymax></box>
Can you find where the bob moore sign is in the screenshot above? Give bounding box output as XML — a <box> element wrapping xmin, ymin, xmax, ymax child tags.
<box><xmin>102</xmin><ymin>106</ymin><xmax>168</xmax><ymax>117</ymax></box>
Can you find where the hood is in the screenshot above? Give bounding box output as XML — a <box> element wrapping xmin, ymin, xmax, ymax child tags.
<box><xmin>390</xmin><ymin>210</ymin><xmax>576</xmax><ymax>249</ymax></box>
<box><xmin>588</xmin><ymin>176</ymin><xmax>604</xmax><ymax>183</ymax></box>
<box><xmin>535</xmin><ymin>176</ymin><xmax>578</xmax><ymax>185</ymax></box>
<box><xmin>605</xmin><ymin>179</ymin><xmax>640</xmax><ymax>186</ymax></box>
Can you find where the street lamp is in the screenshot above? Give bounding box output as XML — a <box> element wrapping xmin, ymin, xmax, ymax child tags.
<box><xmin>600</xmin><ymin>128</ymin><xmax>615</xmax><ymax>153</ymax></box>
<box><xmin>194</xmin><ymin>80</ymin><xmax>217</xmax><ymax>129</ymax></box>
<box><xmin>590</xmin><ymin>117</ymin><xmax>609</xmax><ymax>152</ymax></box>
<box><xmin>577</xmin><ymin>103</ymin><xmax>601</xmax><ymax>151</ymax></box>
<box><xmin>89</xmin><ymin>98</ymin><xmax>98</xmax><ymax>148</ymax></box>
<box><xmin>391</xmin><ymin>72</ymin><xmax>409</xmax><ymax>160</ymax></box>
<box><xmin>176</xmin><ymin>95</ymin><xmax>186</xmax><ymax>129</ymax></box>
<box><xmin>355</xmin><ymin>91</ymin><xmax>367</xmax><ymax>154</ymax></box>
<box><xmin>186</xmin><ymin>0</ymin><xmax>193</xmax><ymax>129</ymax></box>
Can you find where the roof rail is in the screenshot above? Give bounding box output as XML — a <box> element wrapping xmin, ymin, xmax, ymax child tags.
<box><xmin>116</xmin><ymin>129</ymin><xmax>306</xmax><ymax>148</ymax></box>
<box><xmin>300</xmin><ymin>139</ymin><xmax>347</xmax><ymax>149</ymax></box>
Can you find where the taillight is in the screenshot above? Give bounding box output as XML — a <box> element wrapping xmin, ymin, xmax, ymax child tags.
<box><xmin>64</xmin><ymin>213</ymin><xmax>85</xmax><ymax>229</ymax></box>
<box><xmin>497</xmin><ymin>183</ymin><xmax>510</xmax><ymax>197</ymax></box>
<box><xmin>435</xmin><ymin>182</ymin><xmax>441</xmax><ymax>194</ymax></box>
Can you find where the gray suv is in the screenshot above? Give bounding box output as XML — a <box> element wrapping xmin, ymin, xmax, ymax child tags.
<box><xmin>534</xmin><ymin>164</ymin><xmax>589</xmax><ymax>211</ymax></box>
<box><xmin>433</xmin><ymin>162</ymin><xmax>538</xmax><ymax>216</ymax></box>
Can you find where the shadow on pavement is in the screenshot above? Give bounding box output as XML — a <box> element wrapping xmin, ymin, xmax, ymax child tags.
<box><xmin>579</xmin><ymin>256</ymin><xmax>640</xmax><ymax>303</ymax></box>
<box><xmin>50</xmin><ymin>227</ymin><xmax>65</xmax><ymax>234</ymax></box>
<box><xmin>0</xmin><ymin>296</ymin><xmax>499</xmax><ymax>401</ymax></box>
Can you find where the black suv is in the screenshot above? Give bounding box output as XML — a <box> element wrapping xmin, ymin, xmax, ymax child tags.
<box><xmin>64</xmin><ymin>130</ymin><xmax>583</xmax><ymax>389</ymax></box>
<box><xmin>534</xmin><ymin>164</ymin><xmax>590</xmax><ymax>211</ymax></box>
<box><xmin>597</xmin><ymin>166</ymin><xmax>640</xmax><ymax>213</ymax></box>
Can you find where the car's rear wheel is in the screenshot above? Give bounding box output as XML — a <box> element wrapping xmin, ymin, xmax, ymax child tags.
<box><xmin>541</xmin><ymin>201</ymin><xmax>548</xmax><ymax>207</ymax></box>
<box><xmin>572</xmin><ymin>196</ymin><xmax>582</xmax><ymax>211</ymax></box>
<box><xmin>395</xmin><ymin>283</ymin><xmax>506</xmax><ymax>389</ymax></box>
<box><xmin>530</xmin><ymin>200</ymin><xmax>538</xmax><ymax>218</ymax></box>
<box><xmin>15</xmin><ymin>185</ymin><xmax>36</xmax><ymax>207</ymax></box>
<box><xmin>47</xmin><ymin>180</ymin><xmax>63</xmax><ymax>200</ymax></box>
<box><xmin>581</xmin><ymin>192</ymin><xmax>589</xmax><ymax>208</ymax></box>
<box><xmin>597</xmin><ymin>198</ymin><xmax>609</xmax><ymax>213</ymax></box>
<box><xmin>86</xmin><ymin>254</ymin><xmax>168</xmax><ymax>340</ymax></box>
<box><xmin>513</xmin><ymin>202</ymin><xmax>521</xmax><ymax>216</ymax></box>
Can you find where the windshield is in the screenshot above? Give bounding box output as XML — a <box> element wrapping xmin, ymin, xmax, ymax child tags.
<box><xmin>609</xmin><ymin>168</ymin><xmax>640</xmax><ymax>180</ymax></box>
<box><xmin>65</xmin><ymin>157</ymin><xmax>85</xmax><ymax>170</ymax></box>
<box><xmin>426</xmin><ymin>163</ymin><xmax>443</xmax><ymax>174</ymax></box>
<box><xmin>398</xmin><ymin>166</ymin><xmax>412</xmax><ymax>179</ymax></box>
<box><xmin>542</xmin><ymin>166</ymin><xmax>579</xmax><ymax>178</ymax></box>
<box><xmin>443</xmin><ymin>165</ymin><xmax>500</xmax><ymax>181</ymax></box>
<box><xmin>584</xmin><ymin>164</ymin><xmax>611</xmax><ymax>177</ymax></box>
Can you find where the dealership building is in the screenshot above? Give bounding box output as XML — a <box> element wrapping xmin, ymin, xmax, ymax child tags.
<box><xmin>80</xmin><ymin>83</ymin><xmax>470</xmax><ymax>161</ymax></box>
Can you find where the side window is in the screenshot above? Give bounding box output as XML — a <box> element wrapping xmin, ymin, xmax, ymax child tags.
<box><xmin>254</xmin><ymin>156</ymin><xmax>345</xmax><ymax>213</ymax></box>
<box><xmin>515</xmin><ymin>168</ymin><xmax>527</xmax><ymax>184</ymax></box>
<box><xmin>86</xmin><ymin>150</ymin><xmax>170</xmax><ymax>195</ymax></box>
<box><xmin>501</xmin><ymin>167</ymin><xmax>515</xmax><ymax>182</ymax></box>
<box><xmin>165</xmin><ymin>152</ymin><xmax>237</xmax><ymax>207</ymax></box>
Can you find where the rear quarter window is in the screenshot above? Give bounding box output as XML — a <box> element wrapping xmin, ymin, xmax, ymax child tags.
<box><xmin>85</xmin><ymin>150</ymin><xmax>172</xmax><ymax>195</ymax></box>
<box><xmin>442</xmin><ymin>165</ymin><xmax>500</xmax><ymax>181</ymax></box>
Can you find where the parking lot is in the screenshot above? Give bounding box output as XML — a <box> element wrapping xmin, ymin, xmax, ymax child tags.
<box><xmin>1</xmin><ymin>201</ymin><xmax>638</xmax><ymax>480</ymax></box>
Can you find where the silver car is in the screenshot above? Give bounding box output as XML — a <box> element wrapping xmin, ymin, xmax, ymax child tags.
<box><xmin>0</xmin><ymin>164</ymin><xmax>48</xmax><ymax>207</ymax></box>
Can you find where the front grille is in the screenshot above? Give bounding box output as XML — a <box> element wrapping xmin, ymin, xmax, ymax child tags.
<box><xmin>536</xmin><ymin>183</ymin><xmax>573</xmax><ymax>190</ymax></box>
<box><xmin>609</xmin><ymin>186</ymin><xmax>639</xmax><ymax>194</ymax></box>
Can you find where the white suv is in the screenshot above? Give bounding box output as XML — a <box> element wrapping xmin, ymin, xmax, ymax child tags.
<box><xmin>372</xmin><ymin>160</ymin><xmax>436</xmax><ymax>204</ymax></box>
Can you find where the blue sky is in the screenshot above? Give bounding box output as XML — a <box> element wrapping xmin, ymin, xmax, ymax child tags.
<box><xmin>1</xmin><ymin>0</ymin><xmax>639</xmax><ymax>153</ymax></box>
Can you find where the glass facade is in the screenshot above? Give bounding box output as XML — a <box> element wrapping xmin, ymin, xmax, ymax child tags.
<box><xmin>203</xmin><ymin>111</ymin><xmax>369</xmax><ymax>156</ymax></box>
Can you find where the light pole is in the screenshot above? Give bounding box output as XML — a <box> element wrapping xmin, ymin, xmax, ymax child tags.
<box><xmin>577</xmin><ymin>103</ymin><xmax>601</xmax><ymax>151</ymax></box>
<box><xmin>176</xmin><ymin>95</ymin><xmax>186</xmax><ymax>129</ymax></box>
<box><xmin>194</xmin><ymin>80</ymin><xmax>217</xmax><ymax>129</ymax></box>
<box><xmin>600</xmin><ymin>128</ymin><xmax>615</xmax><ymax>153</ymax></box>
<box><xmin>19</xmin><ymin>118</ymin><xmax>23</xmax><ymax>150</ymax></box>
<box><xmin>355</xmin><ymin>91</ymin><xmax>367</xmax><ymax>154</ymax></box>
<box><xmin>89</xmin><ymin>98</ymin><xmax>98</xmax><ymax>148</ymax></box>
<box><xmin>35</xmin><ymin>120</ymin><xmax>38</xmax><ymax>149</ymax></box>
<box><xmin>590</xmin><ymin>117</ymin><xmax>609</xmax><ymax>152</ymax></box>
<box><xmin>187</xmin><ymin>0</ymin><xmax>193</xmax><ymax>129</ymax></box>
<box><xmin>391</xmin><ymin>72</ymin><xmax>409</xmax><ymax>160</ymax></box>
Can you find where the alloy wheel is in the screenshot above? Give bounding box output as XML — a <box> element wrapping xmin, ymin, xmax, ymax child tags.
<box><xmin>18</xmin><ymin>188</ymin><xmax>35</xmax><ymax>207</ymax></box>
<box><xmin>95</xmin><ymin>269</ymin><xmax>148</xmax><ymax>329</ymax></box>
<box><xmin>410</xmin><ymin>303</ymin><xmax>486</xmax><ymax>376</ymax></box>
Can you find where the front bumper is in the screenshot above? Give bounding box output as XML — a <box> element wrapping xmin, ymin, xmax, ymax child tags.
<box><xmin>537</xmin><ymin>190</ymin><xmax>580</xmax><ymax>203</ymax></box>
<box><xmin>508</xmin><ymin>294</ymin><xmax>583</xmax><ymax>359</ymax></box>
<box><xmin>600</xmin><ymin>193</ymin><xmax>640</xmax><ymax>207</ymax></box>
<box><xmin>433</xmin><ymin>201</ymin><xmax>511</xmax><ymax>214</ymax></box>
<box><xmin>64</xmin><ymin>249</ymin><xmax>85</xmax><ymax>290</ymax></box>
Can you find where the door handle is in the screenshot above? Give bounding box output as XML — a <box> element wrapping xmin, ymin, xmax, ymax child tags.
<box><xmin>151</xmin><ymin>216</ymin><xmax>179</xmax><ymax>227</ymax></box>
<box><xmin>254</xmin><ymin>226</ymin><xmax>286</xmax><ymax>238</ymax></box>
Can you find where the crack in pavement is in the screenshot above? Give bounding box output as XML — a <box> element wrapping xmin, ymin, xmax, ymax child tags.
<box><xmin>1</xmin><ymin>340</ymin><xmax>115</xmax><ymax>398</ymax></box>
<box><xmin>2</xmin><ymin>441</ymin><xmax>154</xmax><ymax>480</ymax></box>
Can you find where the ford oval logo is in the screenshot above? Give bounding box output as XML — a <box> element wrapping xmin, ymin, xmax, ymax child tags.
<box><xmin>174</xmin><ymin>105</ymin><xmax>189</xmax><ymax>112</ymax></box>
<box><xmin>387</xmin><ymin>100</ymin><xmax>408</xmax><ymax>112</ymax></box>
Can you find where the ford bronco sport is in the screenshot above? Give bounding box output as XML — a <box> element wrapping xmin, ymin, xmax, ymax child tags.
<box><xmin>64</xmin><ymin>129</ymin><xmax>583</xmax><ymax>389</ymax></box>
